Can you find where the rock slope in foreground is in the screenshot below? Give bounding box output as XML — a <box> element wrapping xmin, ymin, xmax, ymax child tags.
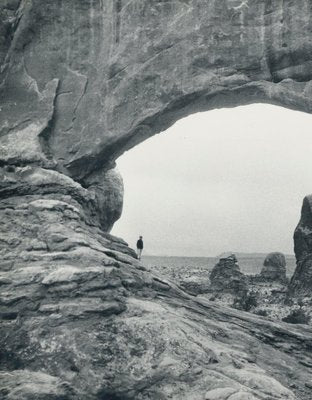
<box><xmin>0</xmin><ymin>168</ymin><xmax>312</xmax><ymax>400</ymax></box>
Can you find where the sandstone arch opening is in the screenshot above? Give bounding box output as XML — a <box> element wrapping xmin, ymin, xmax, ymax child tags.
<box><xmin>2</xmin><ymin>2</ymin><xmax>312</xmax><ymax>399</ymax></box>
<box><xmin>112</xmin><ymin>104</ymin><xmax>312</xmax><ymax>269</ymax></box>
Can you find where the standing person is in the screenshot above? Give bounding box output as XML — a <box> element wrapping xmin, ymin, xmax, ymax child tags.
<box><xmin>136</xmin><ymin>236</ymin><xmax>143</xmax><ymax>260</ymax></box>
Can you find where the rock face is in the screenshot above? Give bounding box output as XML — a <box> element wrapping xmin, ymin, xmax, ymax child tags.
<box><xmin>2</xmin><ymin>1</ymin><xmax>312</xmax><ymax>182</ymax></box>
<box><xmin>290</xmin><ymin>195</ymin><xmax>312</xmax><ymax>294</ymax></box>
<box><xmin>84</xmin><ymin>168</ymin><xmax>124</xmax><ymax>232</ymax></box>
<box><xmin>1</xmin><ymin>1</ymin><xmax>312</xmax><ymax>399</ymax></box>
<box><xmin>261</xmin><ymin>252</ymin><xmax>287</xmax><ymax>282</ymax></box>
<box><xmin>1</xmin><ymin>206</ymin><xmax>312</xmax><ymax>400</ymax></box>
<box><xmin>179</xmin><ymin>278</ymin><xmax>211</xmax><ymax>296</ymax></box>
<box><xmin>210</xmin><ymin>255</ymin><xmax>248</xmax><ymax>295</ymax></box>
<box><xmin>0</xmin><ymin>164</ymin><xmax>124</xmax><ymax>233</ymax></box>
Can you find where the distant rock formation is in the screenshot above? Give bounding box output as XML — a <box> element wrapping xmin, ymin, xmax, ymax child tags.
<box><xmin>210</xmin><ymin>255</ymin><xmax>248</xmax><ymax>296</ymax></box>
<box><xmin>290</xmin><ymin>195</ymin><xmax>312</xmax><ymax>294</ymax></box>
<box><xmin>261</xmin><ymin>252</ymin><xmax>287</xmax><ymax>282</ymax></box>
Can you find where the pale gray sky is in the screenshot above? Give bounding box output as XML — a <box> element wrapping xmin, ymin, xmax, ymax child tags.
<box><xmin>112</xmin><ymin>104</ymin><xmax>312</xmax><ymax>257</ymax></box>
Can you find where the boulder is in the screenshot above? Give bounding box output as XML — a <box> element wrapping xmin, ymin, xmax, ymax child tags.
<box><xmin>84</xmin><ymin>167</ymin><xmax>124</xmax><ymax>232</ymax></box>
<box><xmin>210</xmin><ymin>255</ymin><xmax>248</xmax><ymax>296</ymax></box>
<box><xmin>261</xmin><ymin>252</ymin><xmax>287</xmax><ymax>282</ymax></box>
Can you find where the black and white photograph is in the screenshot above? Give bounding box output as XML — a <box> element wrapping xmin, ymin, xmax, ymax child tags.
<box><xmin>1</xmin><ymin>1</ymin><xmax>312</xmax><ymax>399</ymax></box>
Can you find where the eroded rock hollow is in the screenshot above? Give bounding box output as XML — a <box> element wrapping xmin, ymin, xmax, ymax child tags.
<box><xmin>1</xmin><ymin>1</ymin><xmax>312</xmax><ymax>399</ymax></box>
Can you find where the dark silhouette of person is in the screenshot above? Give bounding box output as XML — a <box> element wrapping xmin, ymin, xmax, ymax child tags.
<box><xmin>136</xmin><ymin>236</ymin><xmax>143</xmax><ymax>260</ymax></box>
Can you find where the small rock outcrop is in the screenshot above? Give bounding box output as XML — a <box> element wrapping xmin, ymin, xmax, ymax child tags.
<box><xmin>290</xmin><ymin>195</ymin><xmax>312</xmax><ymax>294</ymax></box>
<box><xmin>210</xmin><ymin>255</ymin><xmax>248</xmax><ymax>296</ymax></box>
<box><xmin>84</xmin><ymin>168</ymin><xmax>124</xmax><ymax>232</ymax></box>
<box><xmin>261</xmin><ymin>252</ymin><xmax>287</xmax><ymax>282</ymax></box>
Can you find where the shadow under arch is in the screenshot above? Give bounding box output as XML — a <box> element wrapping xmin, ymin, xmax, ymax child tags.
<box><xmin>72</xmin><ymin>80</ymin><xmax>312</xmax><ymax>182</ymax></box>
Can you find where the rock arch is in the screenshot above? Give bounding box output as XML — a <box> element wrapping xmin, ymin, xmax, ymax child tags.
<box><xmin>1</xmin><ymin>1</ymin><xmax>312</xmax><ymax>398</ymax></box>
<box><xmin>2</xmin><ymin>0</ymin><xmax>312</xmax><ymax>233</ymax></box>
<box><xmin>2</xmin><ymin>0</ymin><xmax>312</xmax><ymax>182</ymax></box>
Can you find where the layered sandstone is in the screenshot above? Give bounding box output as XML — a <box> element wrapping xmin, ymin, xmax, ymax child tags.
<box><xmin>1</xmin><ymin>195</ymin><xmax>312</xmax><ymax>399</ymax></box>
<box><xmin>210</xmin><ymin>256</ymin><xmax>248</xmax><ymax>296</ymax></box>
<box><xmin>1</xmin><ymin>0</ymin><xmax>312</xmax><ymax>399</ymax></box>
<box><xmin>2</xmin><ymin>0</ymin><xmax>312</xmax><ymax>181</ymax></box>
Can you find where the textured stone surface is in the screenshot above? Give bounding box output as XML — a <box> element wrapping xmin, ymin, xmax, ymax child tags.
<box><xmin>84</xmin><ymin>168</ymin><xmax>124</xmax><ymax>232</ymax></box>
<box><xmin>1</xmin><ymin>1</ymin><xmax>312</xmax><ymax>399</ymax></box>
<box><xmin>1</xmin><ymin>209</ymin><xmax>312</xmax><ymax>400</ymax></box>
<box><xmin>0</xmin><ymin>168</ymin><xmax>311</xmax><ymax>399</ymax></box>
<box><xmin>179</xmin><ymin>278</ymin><xmax>211</xmax><ymax>296</ymax></box>
<box><xmin>2</xmin><ymin>0</ymin><xmax>312</xmax><ymax>181</ymax></box>
<box><xmin>261</xmin><ymin>252</ymin><xmax>287</xmax><ymax>282</ymax></box>
<box><xmin>210</xmin><ymin>256</ymin><xmax>248</xmax><ymax>296</ymax></box>
<box><xmin>290</xmin><ymin>195</ymin><xmax>312</xmax><ymax>294</ymax></box>
<box><xmin>0</xmin><ymin>370</ymin><xmax>73</xmax><ymax>400</ymax></box>
<box><xmin>0</xmin><ymin>164</ymin><xmax>124</xmax><ymax>232</ymax></box>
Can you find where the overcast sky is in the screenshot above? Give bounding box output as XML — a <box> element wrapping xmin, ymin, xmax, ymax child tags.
<box><xmin>112</xmin><ymin>104</ymin><xmax>312</xmax><ymax>257</ymax></box>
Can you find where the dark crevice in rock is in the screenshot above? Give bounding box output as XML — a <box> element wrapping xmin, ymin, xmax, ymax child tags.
<box><xmin>97</xmin><ymin>388</ymin><xmax>134</xmax><ymax>400</ymax></box>
<box><xmin>0</xmin><ymin>182</ymin><xmax>84</xmax><ymax>205</ymax></box>
<box><xmin>0</xmin><ymin>0</ymin><xmax>24</xmax><ymax>78</ymax></box>
<box><xmin>0</xmin><ymin>159</ymin><xmax>44</xmax><ymax>170</ymax></box>
<box><xmin>71</xmin><ymin>78</ymin><xmax>88</xmax><ymax>127</ymax></box>
<box><xmin>114</xmin><ymin>0</ymin><xmax>122</xmax><ymax>44</ymax></box>
<box><xmin>66</xmin><ymin>143</ymin><xmax>121</xmax><ymax>181</ymax></box>
<box><xmin>38</xmin><ymin>80</ymin><xmax>60</xmax><ymax>164</ymax></box>
<box><xmin>0</xmin><ymin>311</ymin><xmax>18</xmax><ymax>320</ymax></box>
<box><xmin>107</xmin><ymin>64</ymin><xmax>128</xmax><ymax>81</ymax></box>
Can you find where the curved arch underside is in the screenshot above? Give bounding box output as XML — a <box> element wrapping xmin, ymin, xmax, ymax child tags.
<box><xmin>1</xmin><ymin>0</ymin><xmax>312</xmax><ymax>180</ymax></box>
<box><xmin>2</xmin><ymin>2</ymin><xmax>312</xmax><ymax>399</ymax></box>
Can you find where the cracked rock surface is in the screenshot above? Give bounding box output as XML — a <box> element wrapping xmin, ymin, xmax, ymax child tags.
<box><xmin>2</xmin><ymin>1</ymin><xmax>312</xmax><ymax>180</ymax></box>
<box><xmin>1</xmin><ymin>1</ymin><xmax>312</xmax><ymax>399</ymax></box>
<box><xmin>210</xmin><ymin>257</ymin><xmax>248</xmax><ymax>296</ymax></box>
<box><xmin>0</xmin><ymin>165</ymin><xmax>312</xmax><ymax>399</ymax></box>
